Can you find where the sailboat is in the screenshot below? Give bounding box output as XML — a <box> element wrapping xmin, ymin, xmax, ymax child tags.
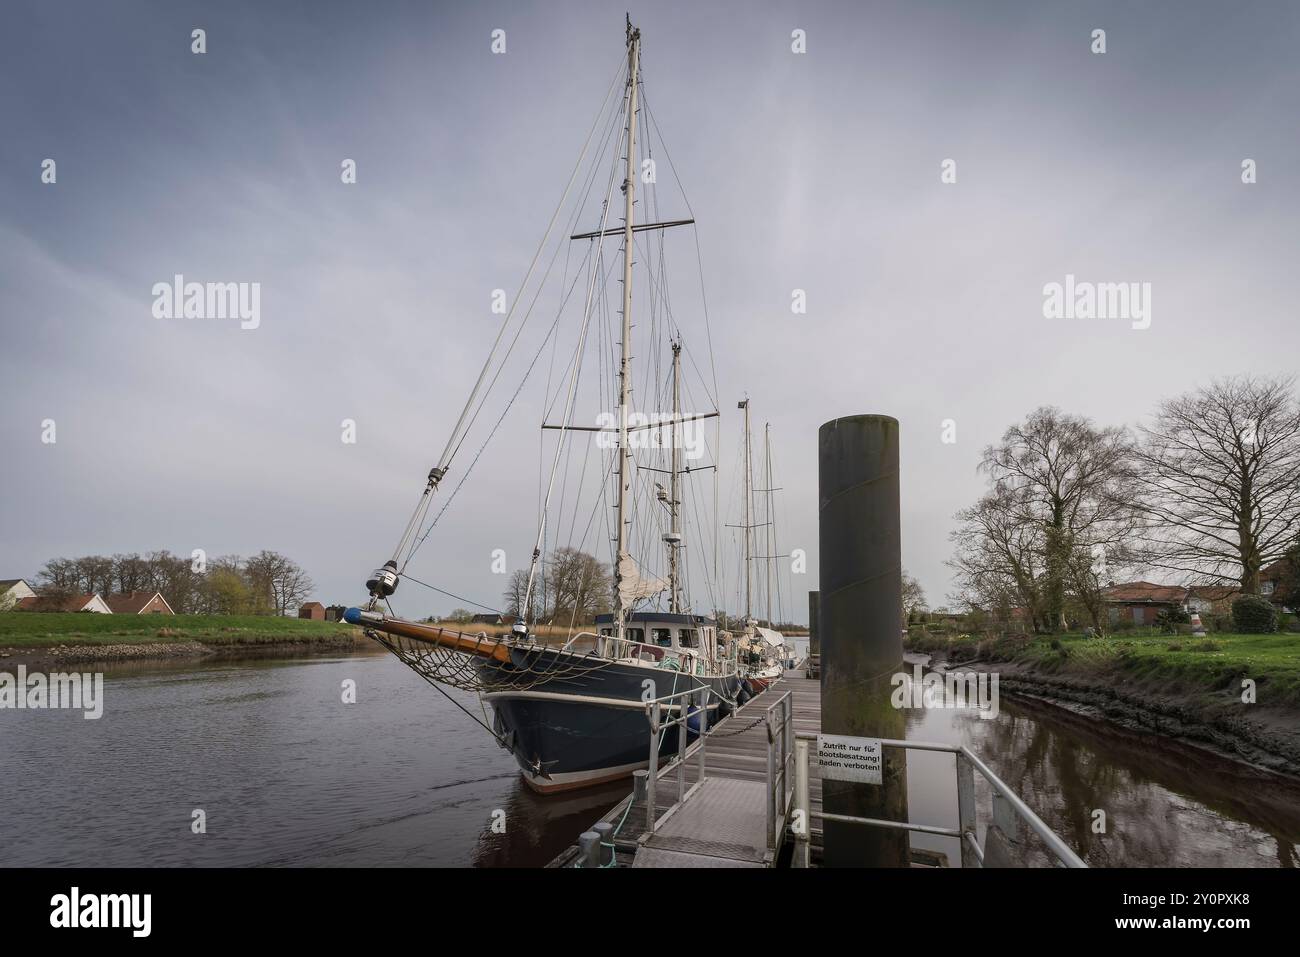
<box><xmin>733</xmin><ymin>400</ymin><xmax>790</xmax><ymax>690</ymax></box>
<box><xmin>345</xmin><ymin>18</ymin><xmax>742</xmax><ymax>793</ymax></box>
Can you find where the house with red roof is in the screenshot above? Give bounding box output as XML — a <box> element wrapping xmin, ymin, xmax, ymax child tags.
<box><xmin>1259</xmin><ymin>560</ymin><xmax>1296</xmax><ymax>613</ymax></box>
<box><xmin>104</xmin><ymin>591</ymin><xmax>175</xmax><ymax>615</ymax></box>
<box><xmin>0</xmin><ymin>578</ymin><xmax>37</xmax><ymax>610</ymax></box>
<box><xmin>16</xmin><ymin>593</ymin><xmax>113</xmax><ymax>614</ymax></box>
<box><xmin>1101</xmin><ymin>581</ymin><xmax>1190</xmax><ymax>627</ymax></box>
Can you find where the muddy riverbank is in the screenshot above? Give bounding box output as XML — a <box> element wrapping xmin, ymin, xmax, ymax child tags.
<box><xmin>0</xmin><ymin>634</ymin><xmax>365</xmax><ymax>671</ymax></box>
<box><xmin>932</xmin><ymin>654</ymin><xmax>1300</xmax><ymax>780</ymax></box>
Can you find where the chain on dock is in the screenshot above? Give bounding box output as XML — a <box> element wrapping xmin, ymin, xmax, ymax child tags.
<box><xmin>705</xmin><ymin>712</ymin><xmax>767</xmax><ymax>738</ymax></box>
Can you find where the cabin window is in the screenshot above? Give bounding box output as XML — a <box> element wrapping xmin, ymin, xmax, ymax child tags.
<box><xmin>678</xmin><ymin>629</ymin><xmax>699</xmax><ymax>648</ymax></box>
<box><xmin>652</xmin><ymin>628</ymin><xmax>673</xmax><ymax>647</ymax></box>
<box><xmin>599</xmin><ymin>628</ymin><xmax>614</xmax><ymax>637</ymax></box>
<box><xmin>627</xmin><ymin>628</ymin><xmax>644</xmax><ymax>643</ymax></box>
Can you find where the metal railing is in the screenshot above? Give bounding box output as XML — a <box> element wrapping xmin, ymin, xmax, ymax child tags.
<box><xmin>782</xmin><ymin>734</ymin><xmax>1087</xmax><ymax>868</ymax></box>
<box><xmin>639</xmin><ymin>685</ymin><xmax>716</xmax><ymax>833</ymax></box>
<box><xmin>765</xmin><ymin>691</ymin><xmax>795</xmax><ymax>850</ymax></box>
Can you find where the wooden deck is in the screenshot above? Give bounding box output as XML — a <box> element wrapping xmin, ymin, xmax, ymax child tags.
<box><xmin>548</xmin><ymin>669</ymin><xmax>823</xmax><ymax>868</ymax></box>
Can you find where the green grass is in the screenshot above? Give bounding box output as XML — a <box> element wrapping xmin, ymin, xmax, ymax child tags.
<box><xmin>909</xmin><ymin>628</ymin><xmax>1300</xmax><ymax>707</ymax></box>
<box><xmin>0</xmin><ymin>612</ymin><xmax>358</xmax><ymax>648</ymax></box>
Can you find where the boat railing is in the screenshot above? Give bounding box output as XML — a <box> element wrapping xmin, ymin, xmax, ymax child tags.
<box><xmin>558</xmin><ymin>632</ymin><xmax>601</xmax><ymax>654</ymax></box>
<box><xmin>781</xmin><ymin>733</ymin><xmax>1088</xmax><ymax>869</ymax></box>
<box><xmin>595</xmin><ymin>636</ymin><xmax>729</xmax><ymax>677</ymax></box>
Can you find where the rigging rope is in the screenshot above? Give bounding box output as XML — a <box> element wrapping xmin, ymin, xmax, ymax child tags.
<box><xmin>385</xmin><ymin>54</ymin><xmax>626</xmax><ymax>569</ymax></box>
<box><xmin>399</xmin><ymin>572</ymin><xmax>505</xmax><ymax>617</ymax></box>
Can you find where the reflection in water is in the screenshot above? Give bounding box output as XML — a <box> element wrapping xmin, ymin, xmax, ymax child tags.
<box><xmin>901</xmin><ymin>687</ymin><xmax>1300</xmax><ymax>868</ymax></box>
<box><xmin>471</xmin><ymin>778</ymin><xmax>629</xmax><ymax>868</ymax></box>
<box><xmin>2</xmin><ymin>653</ymin><xmax>1296</xmax><ymax>867</ymax></box>
<box><xmin>0</xmin><ymin>652</ymin><xmax>616</xmax><ymax>867</ymax></box>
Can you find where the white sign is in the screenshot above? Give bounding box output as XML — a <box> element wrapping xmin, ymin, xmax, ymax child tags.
<box><xmin>817</xmin><ymin>734</ymin><xmax>882</xmax><ymax>784</ymax></box>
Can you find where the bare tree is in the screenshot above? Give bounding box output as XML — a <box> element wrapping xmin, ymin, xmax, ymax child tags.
<box><xmin>1136</xmin><ymin>375</ymin><xmax>1300</xmax><ymax>593</ymax></box>
<box><xmin>36</xmin><ymin>558</ymin><xmax>82</xmax><ymax>598</ymax></box>
<box><xmin>502</xmin><ymin>569</ymin><xmax>534</xmax><ymax>622</ymax></box>
<box><xmin>901</xmin><ymin>570</ymin><xmax>927</xmax><ymax>619</ymax></box>
<box><xmin>113</xmin><ymin>553</ymin><xmax>152</xmax><ymax>594</ymax></box>
<box><xmin>74</xmin><ymin>555</ymin><xmax>115</xmax><ymax>596</ymax></box>
<box><xmin>952</xmin><ymin>407</ymin><xmax>1143</xmax><ymax>633</ymax></box>
<box><xmin>145</xmin><ymin>550</ymin><xmax>202</xmax><ymax>613</ymax></box>
<box><xmin>949</xmin><ymin>484</ymin><xmax>1049</xmax><ymax>630</ymax></box>
<box><xmin>544</xmin><ymin>547</ymin><xmax>610</xmax><ymax>624</ymax></box>
<box><xmin>245</xmin><ymin>550</ymin><xmax>315</xmax><ymax>616</ymax></box>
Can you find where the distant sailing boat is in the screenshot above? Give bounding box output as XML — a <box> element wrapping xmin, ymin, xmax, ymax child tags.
<box><xmin>345</xmin><ymin>19</ymin><xmax>742</xmax><ymax>793</ymax></box>
<box><xmin>732</xmin><ymin>399</ymin><xmax>789</xmax><ymax>690</ymax></box>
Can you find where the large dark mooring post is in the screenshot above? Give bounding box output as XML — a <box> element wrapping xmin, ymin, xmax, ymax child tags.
<box><xmin>818</xmin><ymin>415</ymin><xmax>909</xmax><ymax>867</ymax></box>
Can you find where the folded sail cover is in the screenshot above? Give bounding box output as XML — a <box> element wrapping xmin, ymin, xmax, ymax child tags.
<box><xmin>617</xmin><ymin>553</ymin><xmax>669</xmax><ymax>605</ymax></box>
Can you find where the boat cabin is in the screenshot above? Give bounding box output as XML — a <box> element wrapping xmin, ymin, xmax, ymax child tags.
<box><xmin>593</xmin><ymin>611</ymin><xmax>726</xmax><ymax>672</ymax></box>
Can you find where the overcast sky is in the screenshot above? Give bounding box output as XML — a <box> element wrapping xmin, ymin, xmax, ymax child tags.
<box><xmin>2</xmin><ymin>0</ymin><xmax>1297</xmax><ymax>621</ymax></box>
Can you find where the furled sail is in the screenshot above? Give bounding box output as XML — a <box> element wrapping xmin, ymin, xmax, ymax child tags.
<box><xmin>617</xmin><ymin>553</ymin><xmax>668</xmax><ymax>605</ymax></box>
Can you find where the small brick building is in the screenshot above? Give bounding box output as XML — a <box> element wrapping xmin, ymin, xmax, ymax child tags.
<box><xmin>299</xmin><ymin>602</ymin><xmax>326</xmax><ymax>621</ymax></box>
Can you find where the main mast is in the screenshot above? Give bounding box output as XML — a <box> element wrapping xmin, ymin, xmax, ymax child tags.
<box><xmin>613</xmin><ymin>18</ymin><xmax>641</xmax><ymax>640</ymax></box>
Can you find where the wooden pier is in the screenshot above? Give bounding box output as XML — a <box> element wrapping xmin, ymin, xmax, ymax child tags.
<box><xmin>549</xmin><ymin>669</ymin><xmax>823</xmax><ymax>868</ymax></box>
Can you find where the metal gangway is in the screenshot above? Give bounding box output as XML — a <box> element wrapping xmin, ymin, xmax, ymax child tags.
<box><xmin>570</xmin><ymin>672</ymin><xmax>1086</xmax><ymax>868</ymax></box>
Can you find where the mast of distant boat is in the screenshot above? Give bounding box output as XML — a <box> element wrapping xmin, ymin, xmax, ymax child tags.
<box><xmin>764</xmin><ymin>423</ymin><xmax>774</xmax><ymax>630</ymax></box>
<box><xmin>739</xmin><ymin>397</ymin><xmax>754</xmax><ymax>628</ymax></box>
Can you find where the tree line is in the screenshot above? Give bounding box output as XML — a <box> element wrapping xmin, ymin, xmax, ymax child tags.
<box><xmin>30</xmin><ymin>550</ymin><xmax>315</xmax><ymax>616</ymax></box>
<box><xmin>949</xmin><ymin>374</ymin><xmax>1300</xmax><ymax>634</ymax></box>
<box><xmin>501</xmin><ymin>547</ymin><xmax>611</xmax><ymax>625</ymax></box>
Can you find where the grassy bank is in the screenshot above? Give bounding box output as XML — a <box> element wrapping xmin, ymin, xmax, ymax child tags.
<box><xmin>0</xmin><ymin>611</ymin><xmax>360</xmax><ymax>648</ymax></box>
<box><xmin>906</xmin><ymin>629</ymin><xmax>1300</xmax><ymax>708</ymax></box>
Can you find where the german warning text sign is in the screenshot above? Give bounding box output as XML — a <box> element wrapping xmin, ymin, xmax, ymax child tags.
<box><xmin>817</xmin><ymin>733</ymin><xmax>883</xmax><ymax>784</ymax></box>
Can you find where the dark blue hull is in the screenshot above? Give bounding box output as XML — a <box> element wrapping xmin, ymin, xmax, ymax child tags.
<box><xmin>479</xmin><ymin>647</ymin><xmax>740</xmax><ymax>792</ymax></box>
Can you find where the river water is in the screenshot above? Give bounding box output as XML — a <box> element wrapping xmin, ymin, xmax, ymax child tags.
<box><xmin>2</xmin><ymin>648</ymin><xmax>1297</xmax><ymax>867</ymax></box>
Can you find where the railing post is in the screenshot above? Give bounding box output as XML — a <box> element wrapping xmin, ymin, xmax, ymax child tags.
<box><xmin>677</xmin><ymin>693</ymin><xmax>687</xmax><ymax>805</ymax></box>
<box><xmin>794</xmin><ymin>737</ymin><xmax>810</xmax><ymax>868</ymax></box>
<box><xmin>697</xmin><ymin>687</ymin><xmax>708</xmax><ymax>783</ymax></box>
<box><xmin>783</xmin><ymin>694</ymin><xmax>793</xmax><ymax>810</ymax></box>
<box><xmin>984</xmin><ymin>791</ymin><xmax>1024</xmax><ymax>867</ymax></box>
<box><xmin>956</xmin><ymin>752</ymin><xmax>979</xmax><ymax>869</ymax></box>
<box><xmin>646</xmin><ymin>706</ymin><xmax>659</xmax><ymax>833</ymax></box>
<box><xmin>777</xmin><ymin>696</ymin><xmax>784</xmax><ymax>791</ymax></box>
<box><xmin>766</xmin><ymin>708</ymin><xmax>776</xmax><ymax>850</ymax></box>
